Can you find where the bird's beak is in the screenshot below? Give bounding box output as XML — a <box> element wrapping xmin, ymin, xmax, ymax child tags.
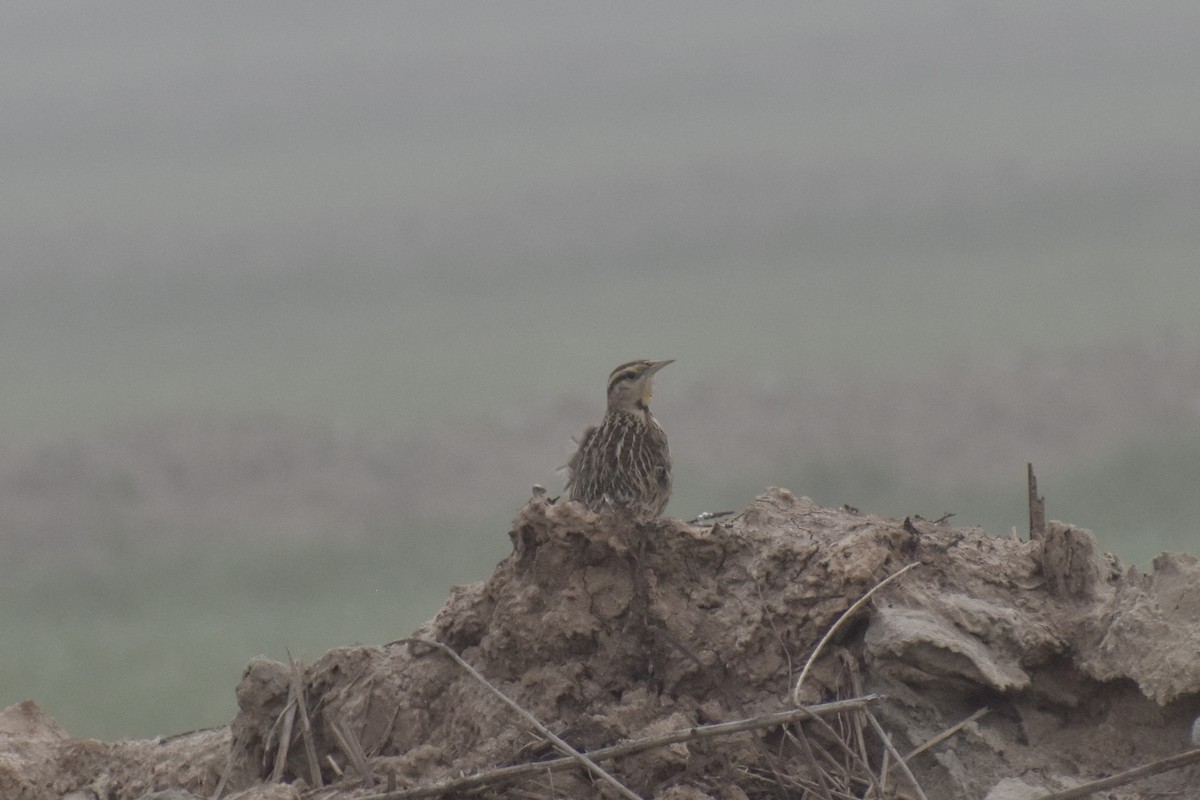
<box><xmin>641</xmin><ymin>360</ymin><xmax>672</xmax><ymax>406</ymax></box>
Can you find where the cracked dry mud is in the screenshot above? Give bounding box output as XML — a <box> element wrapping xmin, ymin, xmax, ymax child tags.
<box><xmin>5</xmin><ymin>489</ymin><xmax>1200</xmax><ymax>799</ymax></box>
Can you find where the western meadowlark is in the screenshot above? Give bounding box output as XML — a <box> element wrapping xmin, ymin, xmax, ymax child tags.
<box><xmin>566</xmin><ymin>359</ymin><xmax>673</xmax><ymax>518</ymax></box>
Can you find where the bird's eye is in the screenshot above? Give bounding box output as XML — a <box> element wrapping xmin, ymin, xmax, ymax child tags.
<box><xmin>622</xmin><ymin>371</ymin><xmax>640</xmax><ymax>381</ymax></box>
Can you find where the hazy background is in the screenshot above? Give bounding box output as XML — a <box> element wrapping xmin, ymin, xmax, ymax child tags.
<box><xmin>4</xmin><ymin>2</ymin><xmax>1200</xmax><ymax>739</ymax></box>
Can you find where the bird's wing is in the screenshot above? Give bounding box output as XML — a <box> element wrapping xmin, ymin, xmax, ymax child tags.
<box><xmin>562</xmin><ymin>425</ymin><xmax>597</xmax><ymax>489</ymax></box>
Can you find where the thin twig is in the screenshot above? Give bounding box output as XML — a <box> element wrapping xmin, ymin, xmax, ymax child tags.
<box><xmin>1031</xmin><ymin>748</ymin><xmax>1200</xmax><ymax>800</ymax></box>
<box><xmin>837</xmin><ymin>648</ymin><xmax>873</xmax><ymax>788</ymax></box>
<box><xmin>792</xmin><ymin>724</ymin><xmax>834</xmax><ymax>800</ymax></box>
<box><xmin>739</xmin><ymin>764</ymin><xmax>814</xmax><ymax>795</ymax></box>
<box><xmin>400</xmin><ymin>638</ymin><xmax>644</xmax><ymax>800</ymax></box>
<box><xmin>876</xmin><ymin>745</ymin><xmax>891</xmax><ymax>799</ymax></box>
<box><xmin>359</xmin><ymin>695</ymin><xmax>880</xmax><ymax>800</ymax></box>
<box><xmin>287</xmin><ymin>652</ymin><xmax>324</xmax><ymax>788</ymax></box>
<box><xmin>329</xmin><ymin>717</ymin><xmax>375</xmax><ymax>788</ymax></box>
<box><xmin>373</xmin><ymin>701</ymin><xmax>406</xmax><ymax>758</ymax></box>
<box><xmin>864</xmin><ymin>709</ymin><xmax>929</xmax><ymax>800</ymax></box>
<box><xmin>211</xmin><ymin>730</ymin><xmax>243</xmax><ymax>800</ymax></box>
<box><xmin>795</xmin><ymin>704</ymin><xmax>884</xmax><ymax>798</ymax></box>
<box><xmin>792</xmin><ymin>562</ymin><xmax>919</xmax><ymax>702</ymax></box>
<box><xmin>904</xmin><ymin>707</ymin><xmax>989</xmax><ymax>762</ymax></box>
<box><xmin>1028</xmin><ymin>462</ymin><xmax>1046</xmax><ymax>541</ymax></box>
<box><xmin>804</xmin><ymin>736</ymin><xmax>853</xmax><ymax>788</ymax></box>
<box><xmin>271</xmin><ymin>689</ymin><xmax>297</xmax><ymax>783</ymax></box>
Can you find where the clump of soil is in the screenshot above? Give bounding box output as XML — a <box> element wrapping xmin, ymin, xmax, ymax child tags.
<box><xmin>6</xmin><ymin>489</ymin><xmax>1200</xmax><ymax>799</ymax></box>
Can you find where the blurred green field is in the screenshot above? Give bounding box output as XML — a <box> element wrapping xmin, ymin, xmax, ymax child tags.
<box><xmin>3</xmin><ymin>521</ymin><xmax>509</xmax><ymax>739</ymax></box>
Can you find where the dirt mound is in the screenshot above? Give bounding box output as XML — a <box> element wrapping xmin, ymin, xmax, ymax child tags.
<box><xmin>0</xmin><ymin>699</ymin><xmax>228</xmax><ymax>800</ymax></box>
<box><xmin>6</xmin><ymin>489</ymin><xmax>1200</xmax><ymax>799</ymax></box>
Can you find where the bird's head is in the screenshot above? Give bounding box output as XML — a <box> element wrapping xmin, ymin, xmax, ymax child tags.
<box><xmin>605</xmin><ymin>359</ymin><xmax>674</xmax><ymax>413</ymax></box>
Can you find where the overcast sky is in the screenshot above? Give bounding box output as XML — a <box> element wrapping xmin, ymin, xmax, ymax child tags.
<box><xmin>5</xmin><ymin>3</ymin><xmax>1198</xmax><ymax>278</ymax></box>
<box><xmin>3</xmin><ymin>2</ymin><xmax>1200</xmax><ymax>436</ymax></box>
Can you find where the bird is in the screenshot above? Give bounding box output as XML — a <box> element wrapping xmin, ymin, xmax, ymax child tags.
<box><xmin>566</xmin><ymin>359</ymin><xmax>673</xmax><ymax>519</ymax></box>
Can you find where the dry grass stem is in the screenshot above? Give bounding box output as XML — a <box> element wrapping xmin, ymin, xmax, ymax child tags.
<box><xmin>799</xmin><ymin>707</ymin><xmax>884</xmax><ymax>798</ymax></box>
<box><xmin>865</xmin><ymin>710</ymin><xmax>929</xmax><ymax>800</ymax></box>
<box><xmin>288</xmin><ymin>653</ymin><xmax>324</xmax><ymax>788</ymax></box>
<box><xmin>271</xmin><ymin>691</ymin><xmax>297</xmax><ymax>783</ymax></box>
<box><xmin>904</xmin><ymin>707</ymin><xmax>989</xmax><ymax>762</ymax></box>
<box><xmin>792</xmin><ymin>562</ymin><xmax>919</xmax><ymax>702</ymax></box>
<box><xmin>210</xmin><ymin>731</ymin><xmax>243</xmax><ymax>800</ymax></box>
<box><xmin>401</xmin><ymin>638</ymin><xmax>645</xmax><ymax>800</ymax></box>
<box><xmin>1031</xmin><ymin>747</ymin><xmax>1200</xmax><ymax>800</ymax></box>
<box><xmin>329</xmin><ymin>718</ymin><xmax>375</xmax><ymax>788</ymax></box>
<box><xmin>836</xmin><ymin>649</ymin><xmax>874</xmax><ymax>781</ymax></box>
<box><xmin>792</xmin><ymin>725</ymin><xmax>834</xmax><ymax>800</ymax></box>
<box><xmin>875</xmin><ymin>748</ymin><xmax>891</xmax><ymax>799</ymax></box>
<box><xmin>359</xmin><ymin>694</ymin><xmax>878</xmax><ymax>800</ymax></box>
